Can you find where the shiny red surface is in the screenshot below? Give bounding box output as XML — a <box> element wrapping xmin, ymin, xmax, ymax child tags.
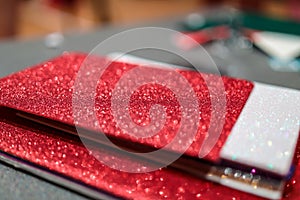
<box><xmin>1</xmin><ymin>53</ymin><xmax>298</xmax><ymax>199</ymax></box>
<box><xmin>0</xmin><ymin>53</ymin><xmax>253</xmax><ymax>161</ymax></box>
<box><xmin>0</xmin><ymin>107</ymin><xmax>264</xmax><ymax>200</ymax></box>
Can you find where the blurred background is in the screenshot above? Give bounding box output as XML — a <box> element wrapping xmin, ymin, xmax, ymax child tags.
<box><xmin>1</xmin><ymin>0</ymin><xmax>300</xmax><ymax>40</ymax></box>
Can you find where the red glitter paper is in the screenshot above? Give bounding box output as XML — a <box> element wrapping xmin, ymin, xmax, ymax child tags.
<box><xmin>0</xmin><ymin>52</ymin><xmax>253</xmax><ymax>161</ymax></box>
<box><xmin>2</xmin><ymin>52</ymin><xmax>298</xmax><ymax>199</ymax></box>
<box><xmin>0</xmin><ymin>107</ymin><xmax>264</xmax><ymax>200</ymax></box>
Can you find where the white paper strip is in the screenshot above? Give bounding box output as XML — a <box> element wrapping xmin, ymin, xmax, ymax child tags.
<box><xmin>253</xmin><ymin>31</ymin><xmax>300</xmax><ymax>60</ymax></box>
<box><xmin>221</xmin><ymin>82</ymin><xmax>300</xmax><ymax>176</ymax></box>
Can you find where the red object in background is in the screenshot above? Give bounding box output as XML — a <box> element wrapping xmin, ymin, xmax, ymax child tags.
<box><xmin>241</xmin><ymin>28</ymin><xmax>260</xmax><ymax>41</ymax></box>
<box><xmin>289</xmin><ymin>0</ymin><xmax>300</xmax><ymax>21</ymax></box>
<box><xmin>238</xmin><ymin>0</ymin><xmax>262</xmax><ymax>12</ymax></box>
<box><xmin>45</xmin><ymin>0</ymin><xmax>76</xmax><ymax>8</ymax></box>
<box><xmin>176</xmin><ymin>26</ymin><xmax>231</xmax><ymax>50</ymax></box>
<box><xmin>205</xmin><ymin>0</ymin><xmax>262</xmax><ymax>12</ymax></box>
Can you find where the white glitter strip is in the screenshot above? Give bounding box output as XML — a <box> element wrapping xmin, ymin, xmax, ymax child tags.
<box><xmin>221</xmin><ymin>82</ymin><xmax>300</xmax><ymax>176</ymax></box>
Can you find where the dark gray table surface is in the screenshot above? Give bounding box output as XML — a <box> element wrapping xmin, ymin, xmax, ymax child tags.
<box><xmin>0</xmin><ymin>17</ymin><xmax>299</xmax><ymax>200</ymax></box>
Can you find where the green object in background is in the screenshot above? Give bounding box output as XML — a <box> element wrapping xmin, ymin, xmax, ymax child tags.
<box><xmin>241</xmin><ymin>13</ymin><xmax>300</xmax><ymax>36</ymax></box>
<box><xmin>182</xmin><ymin>11</ymin><xmax>300</xmax><ymax>36</ymax></box>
